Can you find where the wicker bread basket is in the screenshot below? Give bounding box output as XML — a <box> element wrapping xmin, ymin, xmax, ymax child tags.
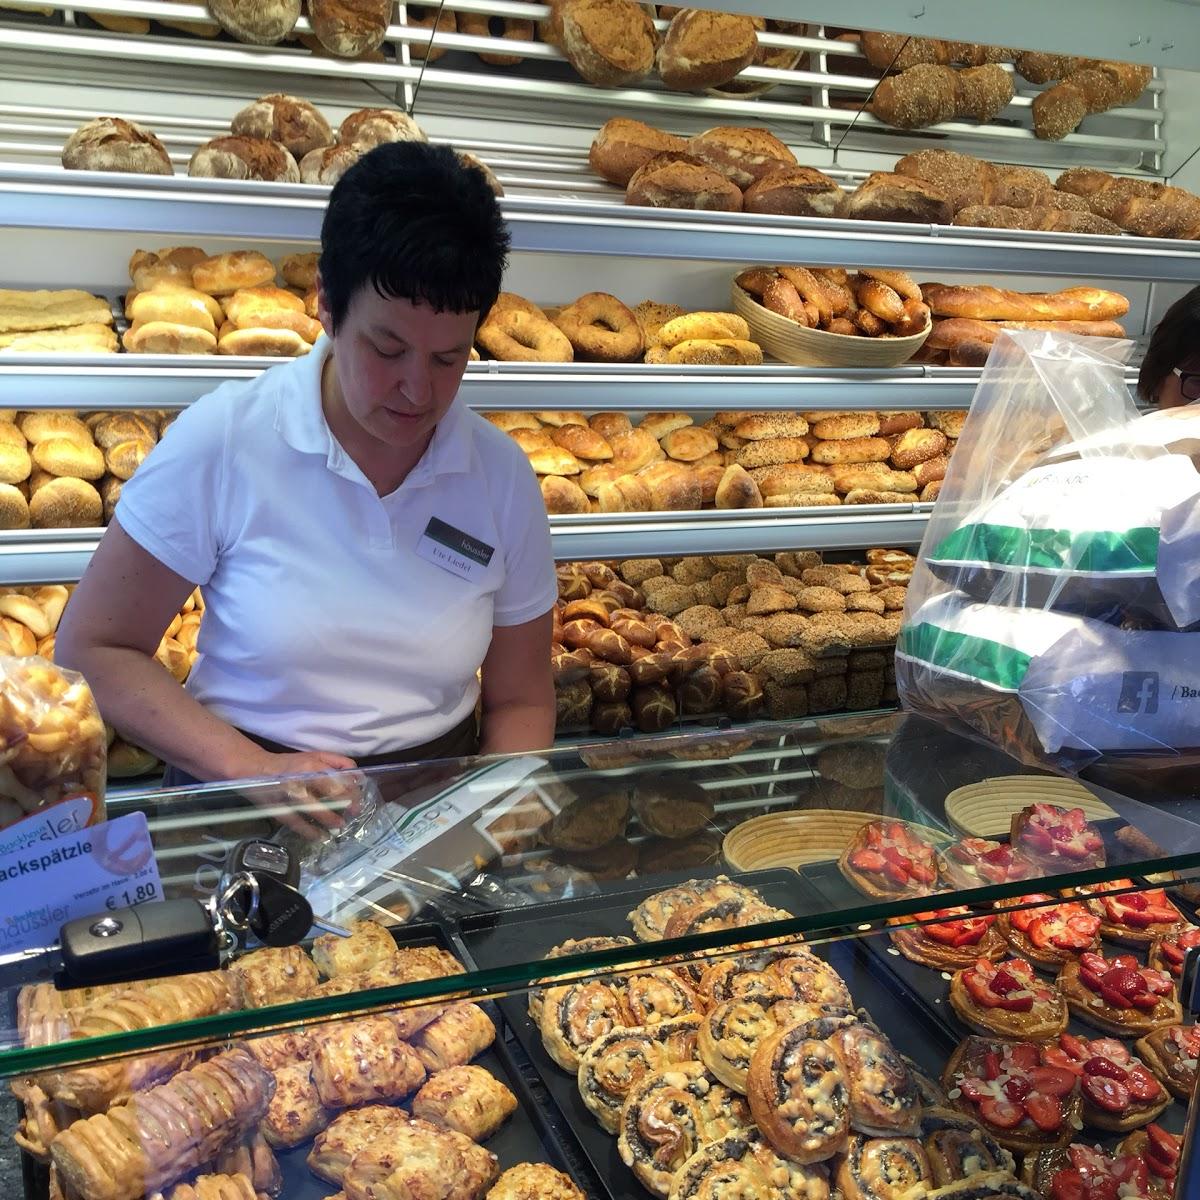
<box><xmin>731</xmin><ymin>278</ymin><xmax>931</xmax><ymax>367</ymax></box>
<box><xmin>944</xmin><ymin>776</ymin><xmax>1116</xmax><ymax>838</ymax></box>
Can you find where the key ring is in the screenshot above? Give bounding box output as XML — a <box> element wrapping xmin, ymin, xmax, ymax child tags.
<box><xmin>217</xmin><ymin>871</ymin><xmax>260</xmax><ymax>932</ymax></box>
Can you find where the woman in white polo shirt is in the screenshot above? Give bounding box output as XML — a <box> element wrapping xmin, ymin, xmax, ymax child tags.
<box><xmin>57</xmin><ymin>142</ymin><xmax>557</xmax><ymax>815</ymax></box>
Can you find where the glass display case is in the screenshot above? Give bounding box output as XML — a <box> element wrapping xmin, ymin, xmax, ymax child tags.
<box><xmin>1</xmin><ymin>711</ymin><xmax>1198</xmax><ymax>1200</ymax></box>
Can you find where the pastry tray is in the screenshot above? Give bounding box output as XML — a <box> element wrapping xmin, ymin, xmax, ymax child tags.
<box><xmin>17</xmin><ymin>921</ymin><xmax>596</xmax><ymax>1200</ymax></box>
<box><xmin>451</xmin><ymin>868</ymin><xmax>961</xmax><ymax>1200</ymax></box>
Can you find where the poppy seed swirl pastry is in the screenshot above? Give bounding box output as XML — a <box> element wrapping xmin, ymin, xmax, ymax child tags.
<box><xmin>747</xmin><ymin>1028</ymin><xmax>850</xmax><ymax>1163</ymax></box>
<box><xmin>539</xmin><ymin>977</ymin><xmax>628</xmax><ymax>1073</ymax></box>
<box><xmin>698</xmin><ymin>994</ymin><xmax>827</xmax><ymax>1093</ymax></box>
<box><xmin>920</xmin><ymin>1107</ymin><xmax>1016</xmax><ymax>1186</ymax></box>
<box><xmin>618</xmin><ymin>1061</ymin><xmax>751</xmax><ymax>1196</ymax></box>
<box><xmin>577</xmin><ymin>1016</ymin><xmax>700</xmax><ymax>1133</ymax></box>
<box><xmin>836</xmin><ymin>1133</ymin><xmax>932</xmax><ymax>1200</ymax></box>
<box><xmin>832</xmin><ymin>1021</ymin><xmax>924</xmax><ymax>1138</ymax></box>
<box><xmin>668</xmin><ymin>1129</ymin><xmax>833</xmax><ymax>1200</ymax></box>
<box><xmin>526</xmin><ymin>935</ymin><xmax>637</xmax><ymax>1025</ymax></box>
<box><xmin>628</xmin><ymin>876</ymin><xmax>761</xmax><ymax>941</ymax></box>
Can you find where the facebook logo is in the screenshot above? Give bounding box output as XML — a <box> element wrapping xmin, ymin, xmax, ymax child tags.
<box><xmin>1118</xmin><ymin>671</ymin><xmax>1159</xmax><ymax>715</ymax></box>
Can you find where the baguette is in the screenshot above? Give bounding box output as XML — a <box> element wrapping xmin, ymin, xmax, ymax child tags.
<box><xmin>922</xmin><ymin>284</ymin><xmax>1129</xmax><ymax>322</ymax></box>
<box><xmin>928</xmin><ymin>316</ymin><xmax>1128</xmax><ymax>351</ymax></box>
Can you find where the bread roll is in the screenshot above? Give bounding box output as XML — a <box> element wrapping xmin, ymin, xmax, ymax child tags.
<box><xmin>0</xmin><ymin>484</ymin><xmax>30</xmax><ymax>530</ymax></box>
<box><xmin>714</xmin><ymin>464</ymin><xmax>762</xmax><ymax>509</ymax></box>
<box><xmin>127</xmin><ymin>289</ymin><xmax>218</xmax><ymax>336</ymax></box>
<box><xmin>561</xmin><ymin>0</ymin><xmax>657</xmax><ymax>87</ymax></box>
<box><xmin>104</xmin><ymin>440</ymin><xmax>152</xmax><ymax>481</ymax></box>
<box><xmin>687</xmin><ymin>126</ymin><xmax>795</xmax><ymax>189</ymax></box>
<box><xmin>0</xmin><ymin>325</ymin><xmax>118</xmax><ymax>354</ymax></box>
<box><xmin>279</xmin><ymin>253</ymin><xmax>320</xmax><ymax>292</ymax></box>
<box><xmin>658</xmin><ymin>10</ymin><xmax>758</xmax><ymax>91</ymax></box>
<box><xmin>207</xmin><ymin>0</ymin><xmax>301</xmax><ymax>44</ymax></box>
<box><xmin>640</xmin><ymin>462</ymin><xmax>701</xmax><ymax>511</ymax></box>
<box><xmin>31</xmin><ymin>438</ymin><xmax>105</xmax><ymax>481</ymax></box>
<box><xmin>91</xmin><ymin>414</ymin><xmax>156</xmax><ymax>453</ymax></box>
<box><xmin>188</xmin><ymin>137</ymin><xmax>299</xmax><ymax>182</ymax></box>
<box><xmin>0</xmin><ymin>444</ymin><xmax>30</xmax><ymax>485</ymax></box>
<box><xmin>661</xmin><ymin>427</ymin><xmax>717</xmax><ymax>462</ymax></box>
<box><xmin>128</xmin><ymin>246</ymin><xmax>208</xmax><ymax>292</ymax></box>
<box><xmin>217</xmin><ymin>328</ymin><xmax>310</xmax><ymax>357</ymax></box>
<box><xmin>61</xmin><ymin>118</ymin><xmax>172</xmax><ymax>175</ymax></box>
<box><xmin>192</xmin><ymin>252</ymin><xmax>276</xmax><ymax>296</ymax></box>
<box><xmin>123</xmin><ymin>322</ymin><xmax>218</xmax><ymax>355</ymax></box>
<box><xmin>0</xmin><ymin>289</ymin><xmax>113</xmax><ymax>335</ymax></box>
<box><xmin>596</xmin><ymin>475</ymin><xmax>652</xmax><ymax>512</ymax></box>
<box><xmin>18</xmin><ymin>413</ymin><xmax>92</xmax><ymax>447</ymax></box>
<box><xmin>231</xmin><ymin>95</ymin><xmax>333</xmax><ymax>158</ymax></box>
<box><xmin>309</xmin><ymin>0</ymin><xmax>392</xmax><ymax>58</ymax></box>
<box><xmin>29</xmin><ymin>478</ymin><xmax>102</xmax><ymax>528</ymax></box>
<box><xmin>589</xmin><ymin>119</ymin><xmax>687</xmax><ymax>187</ymax></box>
<box><xmin>99</xmin><ymin>477</ymin><xmax>122</xmax><ymax>524</ymax></box>
<box><xmin>338</xmin><ymin>109</ymin><xmax>426</xmax><ymax>149</ymax></box>
<box><xmin>540</xmin><ymin>475</ymin><xmax>589</xmax><ymax>514</ymax></box>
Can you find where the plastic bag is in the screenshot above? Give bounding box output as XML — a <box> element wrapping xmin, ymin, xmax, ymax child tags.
<box><xmin>897</xmin><ymin>330</ymin><xmax>1200</xmax><ymax>774</ymax></box>
<box><xmin>0</xmin><ymin>656</ymin><xmax>107</xmax><ymax>830</ymax></box>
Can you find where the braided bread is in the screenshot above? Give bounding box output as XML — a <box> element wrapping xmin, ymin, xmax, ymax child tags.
<box><xmin>871</xmin><ymin>63</ymin><xmax>1013</xmax><ymax>129</ymax></box>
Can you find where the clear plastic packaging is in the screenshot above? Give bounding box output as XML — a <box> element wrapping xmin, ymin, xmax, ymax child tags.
<box><xmin>0</xmin><ymin>655</ymin><xmax>107</xmax><ymax>830</ymax></box>
<box><xmin>897</xmin><ymin>330</ymin><xmax>1200</xmax><ymax>774</ymax></box>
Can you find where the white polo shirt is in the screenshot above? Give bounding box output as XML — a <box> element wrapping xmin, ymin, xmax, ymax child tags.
<box><xmin>116</xmin><ymin>337</ymin><xmax>556</xmax><ymax>757</ymax></box>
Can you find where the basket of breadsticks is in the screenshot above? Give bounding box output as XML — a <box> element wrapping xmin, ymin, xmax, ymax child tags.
<box><xmin>732</xmin><ymin>265</ymin><xmax>932</xmax><ymax>367</ymax></box>
<box><xmin>0</xmin><ymin>627</ymin><xmax>107</xmax><ymax>830</ymax></box>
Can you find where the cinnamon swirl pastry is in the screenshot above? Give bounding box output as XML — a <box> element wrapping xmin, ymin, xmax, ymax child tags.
<box><xmin>577</xmin><ymin>1016</ymin><xmax>700</xmax><ymax>1134</ymax></box>
<box><xmin>669</xmin><ymin>1129</ymin><xmax>832</xmax><ymax>1200</ymax></box>
<box><xmin>920</xmin><ymin>1108</ymin><xmax>1016</xmax><ymax>1186</ymax></box>
<box><xmin>527</xmin><ymin>935</ymin><xmax>637</xmax><ymax>1024</ymax></box>
<box><xmin>623</xmin><ymin>969</ymin><xmax>704</xmax><ymax>1026</ymax></box>
<box><xmin>539</xmin><ymin>978</ymin><xmax>627</xmax><ymax>1072</ymax></box>
<box><xmin>629</xmin><ymin>877</ymin><xmax>760</xmax><ymax>941</ymax></box>
<box><xmin>836</xmin><ymin>1134</ymin><xmax>932</xmax><ymax>1200</ymax></box>
<box><xmin>747</xmin><ymin>1027</ymin><xmax>850</xmax><ymax>1163</ymax></box>
<box><xmin>618</xmin><ymin>1062</ymin><xmax>751</xmax><ymax>1196</ymax></box>
<box><xmin>831</xmin><ymin>1022</ymin><xmax>923</xmax><ymax>1137</ymax></box>
<box><xmin>698</xmin><ymin>994</ymin><xmax>823</xmax><ymax>1093</ymax></box>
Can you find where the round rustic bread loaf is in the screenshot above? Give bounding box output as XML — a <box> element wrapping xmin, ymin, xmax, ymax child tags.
<box><xmin>300</xmin><ymin>144</ymin><xmax>362</xmax><ymax>185</ymax></box>
<box><xmin>61</xmin><ymin>118</ymin><xmax>172</xmax><ymax>176</ymax></box>
<box><xmin>188</xmin><ymin>136</ymin><xmax>299</xmax><ymax>182</ymax></box>
<box><xmin>231</xmin><ymin>95</ymin><xmax>333</xmax><ymax>158</ymax></box>
<box><xmin>308</xmin><ymin>0</ymin><xmax>392</xmax><ymax>58</ymax></box>
<box><xmin>589</xmin><ymin>118</ymin><xmax>688</xmax><ymax>187</ymax></box>
<box><xmin>658</xmin><ymin>10</ymin><xmax>758</xmax><ymax>91</ymax></box>
<box><xmin>561</xmin><ymin>0</ymin><xmax>657</xmax><ymax>87</ymax></box>
<box><xmin>338</xmin><ymin>108</ymin><xmax>427</xmax><ymax>149</ymax></box>
<box><xmin>207</xmin><ymin>0</ymin><xmax>301</xmax><ymax>45</ymax></box>
<box><xmin>626</xmin><ymin>152</ymin><xmax>743</xmax><ymax>211</ymax></box>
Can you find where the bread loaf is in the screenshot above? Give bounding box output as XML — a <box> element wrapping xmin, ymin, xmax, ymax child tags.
<box><xmin>299</xmin><ymin>143</ymin><xmax>361</xmax><ymax>185</ymax></box>
<box><xmin>0</xmin><ymin>325</ymin><xmax>118</xmax><ymax>355</ymax></box>
<box><xmin>0</xmin><ymin>290</ymin><xmax>113</xmax><ymax>335</ymax></box>
<box><xmin>836</xmin><ymin>173</ymin><xmax>953</xmax><ymax>225</ymax></box>
<box><xmin>871</xmin><ymin>63</ymin><xmax>1013</xmax><ymax>129</ymax></box>
<box><xmin>709</xmin><ymin>16</ymin><xmax>806</xmax><ymax>97</ymax></box>
<box><xmin>308</xmin><ymin>0</ymin><xmax>392</xmax><ymax>57</ymax></box>
<box><xmin>1032</xmin><ymin>61</ymin><xmax>1152</xmax><ymax>140</ymax></box>
<box><xmin>61</xmin><ymin>118</ymin><xmax>172</xmax><ymax>176</ymax></box>
<box><xmin>338</xmin><ymin>109</ymin><xmax>426</xmax><ymax>149</ymax></box>
<box><xmin>192</xmin><ymin>252</ymin><xmax>276</xmax><ymax>296</ymax></box>
<box><xmin>188</xmin><ymin>137</ymin><xmax>299</xmax><ymax>182</ymax></box>
<box><xmin>952</xmin><ymin>205</ymin><xmax>1121</xmax><ymax>235</ymax></box>
<box><xmin>927</xmin><ymin>316</ymin><xmax>1128</xmax><ymax>352</ymax></box>
<box><xmin>687</xmin><ymin>126</ymin><xmax>794</xmax><ymax>188</ymax></box>
<box><xmin>893</xmin><ymin>149</ymin><xmax>1053</xmax><ymax>213</ymax></box>
<box><xmin>626</xmin><ymin>153</ymin><xmax>742</xmax><ymax>211</ymax></box>
<box><xmin>207</xmin><ymin>0</ymin><xmax>301</xmax><ymax>44</ymax></box>
<box><xmin>743</xmin><ymin>167</ymin><xmax>843</xmax><ymax>216</ymax></box>
<box><xmin>231</xmin><ymin>95</ymin><xmax>333</xmax><ymax>158</ymax></box>
<box><xmin>561</xmin><ymin>0</ymin><xmax>657</xmax><ymax>87</ymax></box>
<box><xmin>658</xmin><ymin>9</ymin><xmax>758</xmax><ymax>91</ymax></box>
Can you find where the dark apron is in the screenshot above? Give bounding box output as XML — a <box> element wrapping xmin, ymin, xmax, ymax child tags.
<box><xmin>160</xmin><ymin>713</ymin><xmax>480</xmax><ymax>791</ymax></box>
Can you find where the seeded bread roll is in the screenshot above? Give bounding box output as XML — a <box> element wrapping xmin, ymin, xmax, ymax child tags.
<box><xmin>687</xmin><ymin>126</ymin><xmax>795</xmax><ymax>189</ymax></box>
<box><xmin>0</xmin><ymin>484</ymin><xmax>30</xmax><ymax>530</ymax></box>
<box><xmin>658</xmin><ymin>10</ymin><xmax>758</xmax><ymax>91</ymax></box>
<box><xmin>61</xmin><ymin>117</ymin><xmax>172</xmax><ymax>175</ymax></box>
<box><xmin>32</xmin><ymin>438</ymin><xmax>105</xmax><ymax>481</ymax></box>
<box><xmin>189</xmin><ymin>136</ymin><xmax>299</xmax><ymax>182</ymax></box>
<box><xmin>589</xmin><ymin>118</ymin><xmax>687</xmax><ymax>187</ymax></box>
<box><xmin>309</xmin><ymin>0</ymin><xmax>392</xmax><ymax>58</ymax></box>
<box><xmin>889</xmin><ymin>428</ymin><xmax>948</xmax><ymax>469</ymax></box>
<box><xmin>30</xmin><ymin>477</ymin><xmax>102</xmax><ymax>528</ymax></box>
<box><xmin>810</xmin><ymin>437</ymin><xmax>891</xmax><ymax>465</ymax></box>
<box><xmin>626</xmin><ymin>152</ymin><xmax>743</xmax><ymax>211</ymax></box>
<box><xmin>338</xmin><ymin>108</ymin><xmax>426</xmax><ymax>149</ymax></box>
<box><xmin>562</xmin><ymin>0</ymin><xmax>657</xmax><ymax>87</ymax></box>
<box><xmin>734</xmin><ymin>437</ymin><xmax>811</xmax><ymax>469</ymax></box>
<box><xmin>751</xmin><ymin>464</ymin><xmax>834</xmax><ymax>497</ymax></box>
<box><xmin>743</xmin><ymin>167</ymin><xmax>844</xmax><ymax>217</ymax></box>
<box><xmin>208</xmin><ymin>0</ymin><xmax>301</xmax><ymax>44</ymax></box>
<box><xmin>230</xmin><ymin>95</ymin><xmax>333</xmax><ymax>159</ymax></box>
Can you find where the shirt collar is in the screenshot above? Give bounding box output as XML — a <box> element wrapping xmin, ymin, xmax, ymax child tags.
<box><xmin>273</xmin><ymin>334</ymin><xmax>474</xmax><ymax>479</ymax></box>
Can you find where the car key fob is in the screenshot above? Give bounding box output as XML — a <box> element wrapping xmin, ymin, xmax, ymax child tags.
<box><xmin>228</xmin><ymin>839</ymin><xmax>300</xmax><ymax>888</ymax></box>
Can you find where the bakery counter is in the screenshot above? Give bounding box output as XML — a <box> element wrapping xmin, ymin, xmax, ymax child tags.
<box><xmin>2</xmin><ymin>711</ymin><xmax>1200</xmax><ymax>1199</ymax></box>
<box><xmin>5</xmin><ymin>164</ymin><xmax>1200</xmax><ymax>282</ymax></box>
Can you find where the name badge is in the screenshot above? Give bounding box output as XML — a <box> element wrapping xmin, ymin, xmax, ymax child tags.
<box><xmin>416</xmin><ymin>516</ymin><xmax>495</xmax><ymax>582</ymax></box>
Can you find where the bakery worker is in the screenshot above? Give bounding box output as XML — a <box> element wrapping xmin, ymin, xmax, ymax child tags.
<box><xmin>1138</xmin><ymin>284</ymin><xmax>1200</xmax><ymax>408</ymax></box>
<box><xmin>57</xmin><ymin>142</ymin><xmax>557</xmax><ymax>826</ymax></box>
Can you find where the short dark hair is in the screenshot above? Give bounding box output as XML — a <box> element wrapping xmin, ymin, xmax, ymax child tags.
<box><xmin>319</xmin><ymin>139</ymin><xmax>509</xmax><ymax>331</ymax></box>
<box><xmin>1138</xmin><ymin>284</ymin><xmax>1200</xmax><ymax>402</ymax></box>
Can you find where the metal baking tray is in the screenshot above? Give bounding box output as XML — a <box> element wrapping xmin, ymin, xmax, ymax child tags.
<box><xmin>17</xmin><ymin>921</ymin><xmax>594</xmax><ymax>1199</ymax></box>
<box><xmin>452</xmin><ymin>868</ymin><xmax>958</xmax><ymax>1200</ymax></box>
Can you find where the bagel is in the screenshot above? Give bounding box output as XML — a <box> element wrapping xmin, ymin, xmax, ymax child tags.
<box><xmin>488</xmin><ymin>292</ymin><xmax>544</xmax><ymax>319</ymax></box>
<box><xmin>457</xmin><ymin>9</ymin><xmax>533</xmax><ymax>65</ymax></box>
<box><xmin>477</xmin><ymin>310</ymin><xmax>573</xmax><ymax>362</ymax></box>
<box><xmin>405</xmin><ymin>4</ymin><xmax>454</xmax><ymax>62</ymax></box>
<box><xmin>651</xmin><ymin>311</ymin><xmax>749</xmax><ymax>348</ymax></box>
<box><xmin>553</xmin><ymin>292</ymin><xmax>644</xmax><ymax>362</ymax></box>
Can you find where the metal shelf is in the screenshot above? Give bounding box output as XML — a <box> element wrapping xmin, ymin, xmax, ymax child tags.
<box><xmin>0</xmin><ymin>357</ymin><xmax>1117</xmax><ymax>411</ymax></box>
<box><xmin>0</xmin><ymin>506</ymin><xmax>929</xmax><ymax>582</ymax></box>
<box><xmin>2</xmin><ymin>167</ymin><xmax>1197</xmax><ymax>282</ymax></box>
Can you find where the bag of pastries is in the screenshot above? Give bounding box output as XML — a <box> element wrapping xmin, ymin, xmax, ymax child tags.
<box><xmin>898</xmin><ymin>329</ymin><xmax>1200</xmax><ymax>775</ymax></box>
<box><xmin>0</xmin><ymin>647</ymin><xmax>107</xmax><ymax>830</ymax></box>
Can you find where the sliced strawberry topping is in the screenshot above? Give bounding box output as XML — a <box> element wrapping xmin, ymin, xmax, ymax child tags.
<box><xmin>1145</xmin><ymin>1124</ymin><xmax>1181</xmax><ymax>1179</ymax></box>
<box><xmin>1025</xmin><ymin>1091</ymin><xmax>1064</xmax><ymax>1131</ymax></box>
<box><xmin>962</xmin><ymin>958</ymin><xmax>1037</xmax><ymax>1012</ymax></box>
<box><xmin>1008</xmin><ymin>1042</ymin><xmax>1041</xmax><ymax>1071</ymax></box>
<box><xmin>1083</xmin><ymin>1055</ymin><xmax>1128</xmax><ymax>1081</ymax></box>
<box><xmin>1042</xmin><ymin>1046</ymin><xmax>1083</xmax><ymax>1075</ymax></box>
<box><xmin>1019</xmin><ymin>804</ymin><xmax>1104</xmax><ymax>863</ymax></box>
<box><xmin>1084</xmin><ymin>1075</ymin><xmax>1130</xmax><ymax>1113</ymax></box>
<box><xmin>978</xmin><ymin>1096</ymin><xmax>1023</xmax><ymax>1128</ymax></box>
<box><xmin>849</xmin><ymin>848</ymin><xmax>887</xmax><ymax>872</ymax></box>
<box><xmin>1090</xmin><ymin>1037</ymin><xmax>1130</xmax><ymax>1064</ymax></box>
<box><xmin>852</xmin><ymin>821</ymin><xmax>937</xmax><ymax>891</ymax></box>
<box><xmin>959</xmin><ymin>1076</ymin><xmax>991</xmax><ymax>1102</ymax></box>
<box><xmin>921</xmin><ymin>907</ymin><xmax>993</xmax><ymax>948</ymax></box>
<box><xmin>983</xmin><ymin>1049</ymin><xmax>1003</xmax><ymax>1080</ymax></box>
<box><xmin>1126</xmin><ymin>1065</ymin><xmax>1164</xmax><ymax>1102</ymax></box>
<box><xmin>1029</xmin><ymin>1066</ymin><xmax>1077</xmax><ymax>1097</ymax></box>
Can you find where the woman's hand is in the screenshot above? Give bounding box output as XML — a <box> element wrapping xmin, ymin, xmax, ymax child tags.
<box><xmin>238</xmin><ymin>749</ymin><xmax>361</xmax><ymax>840</ymax></box>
